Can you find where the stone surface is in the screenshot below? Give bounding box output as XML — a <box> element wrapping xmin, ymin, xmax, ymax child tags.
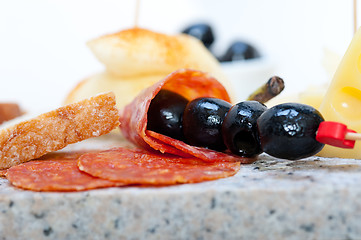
<box><xmin>1</xmin><ymin>138</ymin><xmax>361</xmax><ymax>239</ymax></box>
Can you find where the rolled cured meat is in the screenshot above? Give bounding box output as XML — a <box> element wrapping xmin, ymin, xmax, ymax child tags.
<box><xmin>119</xmin><ymin>69</ymin><xmax>253</xmax><ymax>164</ymax></box>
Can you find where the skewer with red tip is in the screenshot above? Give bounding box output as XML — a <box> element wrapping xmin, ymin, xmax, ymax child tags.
<box><xmin>316</xmin><ymin>121</ymin><xmax>360</xmax><ymax>149</ymax></box>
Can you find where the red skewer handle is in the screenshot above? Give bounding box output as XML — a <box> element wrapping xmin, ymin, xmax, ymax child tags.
<box><xmin>316</xmin><ymin>121</ymin><xmax>358</xmax><ymax>149</ymax></box>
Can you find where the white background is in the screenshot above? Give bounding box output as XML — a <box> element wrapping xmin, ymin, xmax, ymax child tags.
<box><xmin>0</xmin><ymin>0</ymin><xmax>359</xmax><ymax>112</ymax></box>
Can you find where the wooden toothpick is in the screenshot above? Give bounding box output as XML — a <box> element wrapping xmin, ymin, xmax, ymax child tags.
<box><xmin>345</xmin><ymin>131</ymin><xmax>361</xmax><ymax>141</ymax></box>
<box><xmin>354</xmin><ymin>0</ymin><xmax>358</xmax><ymax>34</ymax></box>
<box><xmin>134</xmin><ymin>0</ymin><xmax>141</xmax><ymax>28</ymax></box>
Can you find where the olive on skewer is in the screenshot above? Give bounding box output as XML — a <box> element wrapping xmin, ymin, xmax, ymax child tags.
<box><xmin>147</xmin><ymin>90</ymin><xmax>188</xmax><ymax>141</ymax></box>
<box><xmin>183</xmin><ymin>98</ymin><xmax>232</xmax><ymax>151</ymax></box>
<box><xmin>222</xmin><ymin>101</ymin><xmax>267</xmax><ymax>157</ymax></box>
<box><xmin>257</xmin><ymin>103</ymin><xmax>325</xmax><ymax>160</ymax></box>
<box><xmin>147</xmin><ymin>88</ymin><xmax>325</xmax><ymax>160</ymax></box>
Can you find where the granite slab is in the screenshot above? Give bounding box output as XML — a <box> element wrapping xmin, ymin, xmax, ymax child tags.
<box><xmin>1</xmin><ymin>137</ymin><xmax>361</xmax><ymax>240</ymax></box>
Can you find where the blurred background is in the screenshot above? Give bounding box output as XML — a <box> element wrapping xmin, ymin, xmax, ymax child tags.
<box><xmin>0</xmin><ymin>0</ymin><xmax>358</xmax><ymax>112</ymax></box>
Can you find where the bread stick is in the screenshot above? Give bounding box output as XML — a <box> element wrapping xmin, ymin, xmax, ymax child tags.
<box><xmin>0</xmin><ymin>92</ymin><xmax>119</xmax><ymax>169</ymax></box>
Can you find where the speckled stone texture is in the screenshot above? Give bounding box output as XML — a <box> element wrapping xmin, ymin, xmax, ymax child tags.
<box><xmin>1</xmin><ymin>138</ymin><xmax>361</xmax><ymax>239</ymax></box>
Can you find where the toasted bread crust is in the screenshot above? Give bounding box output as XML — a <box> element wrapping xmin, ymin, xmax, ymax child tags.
<box><xmin>87</xmin><ymin>28</ymin><xmax>229</xmax><ymax>81</ymax></box>
<box><xmin>67</xmin><ymin>28</ymin><xmax>235</xmax><ymax>109</ymax></box>
<box><xmin>0</xmin><ymin>92</ymin><xmax>119</xmax><ymax>169</ymax></box>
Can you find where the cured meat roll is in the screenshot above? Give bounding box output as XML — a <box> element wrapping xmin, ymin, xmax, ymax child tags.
<box><xmin>119</xmin><ymin>69</ymin><xmax>253</xmax><ymax>163</ymax></box>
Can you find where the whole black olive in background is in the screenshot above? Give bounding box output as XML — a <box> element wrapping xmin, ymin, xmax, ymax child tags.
<box><xmin>182</xmin><ymin>23</ymin><xmax>215</xmax><ymax>49</ymax></box>
<box><xmin>222</xmin><ymin>101</ymin><xmax>267</xmax><ymax>157</ymax></box>
<box><xmin>257</xmin><ymin>103</ymin><xmax>325</xmax><ymax>160</ymax></box>
<box><xmin>183</xmin><ymin>98</ymin><xmax>232</xmax><ymax>151</ymax></box>
<box><xmin>147</xmin><ymin>90</ymin><xmax>189</xmax><ymax>141</ymax></box>
<box><xmin>219</xmin><ymin>41</ymin><xmax>260</xmax><ymax>62</ymax></box>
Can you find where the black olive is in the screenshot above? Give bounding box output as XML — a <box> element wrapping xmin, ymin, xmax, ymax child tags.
<box><xmin>147</xmin><ymin>90</ymin><xmax>188</xmax><ymax>141</ymax></box>
<box><xmin>222</xmin><ymin>101</ymin><xmax>267</xmax><ymax>157</ymax></box>
<box><xmin>219</xmin><ymin>41</ymin><xmax>260</xmax><ymax>62</ymax></box>
<box><xmin>183</xmin><ymin>97</ymin><xmax>232</xmax><ymax>151</ymax></box>
<box><xmin>182</xmin><ymin>23</ymin><xmax>215</xmax><ymax>49</ymax></box>
<box><xmin>257</xmin><ymin>103</ymin><xmax>325</xmax><ymax>160</ymax></box>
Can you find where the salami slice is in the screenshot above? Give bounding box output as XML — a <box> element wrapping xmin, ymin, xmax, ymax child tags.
<box><xmin>6</xmin><ymin>151</ymin><xmax>123</xmax><ymax>192</ymax></box>
<box><xmin>119</xmin><ymin>69</ymin><xmax>253</xmax><ymax>163</ymax></box>
<box><xmin>78</xmin><ymin>147</ymin><xmax>240</xmax><ymax>185</ymax></box>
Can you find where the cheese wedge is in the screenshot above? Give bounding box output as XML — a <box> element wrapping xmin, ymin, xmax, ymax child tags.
<box><xmin>318</xmin><ymin>27</ymin><xmax>361</xmax><ymax>159</ymax></box>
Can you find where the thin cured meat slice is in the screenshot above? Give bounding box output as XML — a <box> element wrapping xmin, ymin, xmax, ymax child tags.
<box><xmin>78</xmin><ymin>147</ymin><xmax>241</xmax><ymax>185</ymax></box>
<box><xmin>6</xmin><ymin>151</ymin><xmax>123</xmax><ymax>192</ymax></box>
<box><xmin>119</xmin><ymin>69</ymin><xmax>253</xmax><ymax>163</ymax></box>
<box><xmin>146</xmin><ymin>130</ymin><xmax>252</xmax><ymax>164</ymax></box>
